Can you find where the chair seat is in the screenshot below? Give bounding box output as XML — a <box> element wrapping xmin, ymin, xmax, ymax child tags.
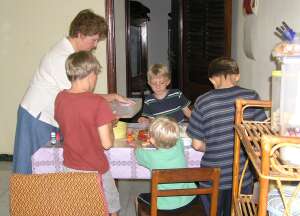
<box><xmin>9</xmin><ymin>173</ymin><xmax>108</xmax><ymax>216</ymax></box>
<box><xmin>137</xmin><ymin>197</ymin><xmax>206</xmax><ymax>216</ymax></box>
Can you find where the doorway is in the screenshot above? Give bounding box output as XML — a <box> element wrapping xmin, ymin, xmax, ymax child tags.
<box><xmin>170</xmin><ymin>0</ymin><xmax>232</xmax><ymax>102</ymax></box>
<box><xmin>126</xmin><ymin>0</ymin><xmax>150</xmax><ymax>98</ymax></box>
<box><xmin>107</xmin><ymin>0</ymin><xmax>232</xmax><ymax>103</ymax></box>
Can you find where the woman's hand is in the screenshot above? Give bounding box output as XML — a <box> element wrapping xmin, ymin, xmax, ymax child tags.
<box><xmin>100</xmin><ymin>93</ymin><xmax>135</xmax><ymax>104</ymax></box>
<box><xmin>114</xmin><ymin>94</ymin><xmax>135</xmax><ymax>104</ymax></box>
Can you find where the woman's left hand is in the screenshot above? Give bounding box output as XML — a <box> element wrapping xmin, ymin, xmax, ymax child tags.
<box><xmin>101</xmin><ymin>93</ymin><xmax>135</xmax><ymax>104</ymax></box>
<box><xmin>114</xmin><ymin>94</ymin><xmax>135</xmax><ymax>104</ymax></box>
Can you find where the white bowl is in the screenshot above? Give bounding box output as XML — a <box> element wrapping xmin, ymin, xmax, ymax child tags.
<box><xmin>111</xmin><ymin>98</ymin><xmax>142</xmax><ymax>118</ymax></box>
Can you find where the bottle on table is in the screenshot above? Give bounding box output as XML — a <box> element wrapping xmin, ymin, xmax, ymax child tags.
<box><xmin>50</xmin><ymin>132</ymin><xmax>56</xmax><ymax>145</ymax></box>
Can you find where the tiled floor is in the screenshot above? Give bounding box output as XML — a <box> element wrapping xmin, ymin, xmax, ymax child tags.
<box><xmin>0</xmin><ymin>161</ymin><xmax>150</xmax><ymax>216</ymax></box>
<box><xmin>0</xmin><ymin>162</ymin><xmax>11</xmax><ymax>216</ymax></box>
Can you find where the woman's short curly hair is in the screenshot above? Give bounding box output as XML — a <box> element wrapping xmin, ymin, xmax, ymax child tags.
<box><xmin>69</xmin><ymin>9</ymin><xmax>108</xmax><ymax>41</ymax></box>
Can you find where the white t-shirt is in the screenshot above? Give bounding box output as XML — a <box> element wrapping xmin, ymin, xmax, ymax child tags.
<box><xmin>21</xmin><ymin>37</ymin><xmax>75</xmax><ymax>127</ymax></box>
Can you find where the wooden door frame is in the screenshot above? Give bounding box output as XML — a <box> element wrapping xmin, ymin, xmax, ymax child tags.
<box><xmin>125</xmin><ymin>0</ymin><xmax>131</xmax><ymax>97</ymax></box>
<box><xmin>178</xmin><ymin>0</ymin><xmax>184</xmax><ymax>91</ymax></box>
<box><xmin>106</xmin><ymin>0</ymin><xmax>116</xmax><ymax>93</ymax></box>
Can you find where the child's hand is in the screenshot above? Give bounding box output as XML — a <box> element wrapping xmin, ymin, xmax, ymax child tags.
<box><xmin>112</xmin><ymin>117</ymin><xmax>119</xmax><ymax>128</ymax></box>
<box><xmin>192</xmin><ymin>139</ymin><xmax>206</xmax><ymax>152</ymax></box>
<box><xmin>137</xmin><ymin>117</ymin><xmax>150</xmax><ymax>125</ymax></box>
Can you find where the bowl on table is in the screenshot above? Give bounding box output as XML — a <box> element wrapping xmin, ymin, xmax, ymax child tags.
<box><xmin>111</xmin><ymin>98</ymin><xmax>142</xmax><ymax>119</ymax></box>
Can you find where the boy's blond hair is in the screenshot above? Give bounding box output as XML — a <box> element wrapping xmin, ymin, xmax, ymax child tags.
<box><xmin>65</xmin><ymin>51</ymin><xmax>101</xmax><ymax>81</ymax></box>
<box><xmin>147</xmin><ymin>64</ymin><xmax>171</xmax><ymax>82</ymax></box>
<box><xmin>149</xmin><ymin>116</ymin><xmax>179</xmax><ymax>149</ymax></box>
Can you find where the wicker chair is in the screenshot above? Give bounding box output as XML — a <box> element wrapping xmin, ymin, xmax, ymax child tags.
<box><xmin>9</xmin><ymin>172</ymin><xmax>108</xmax><ymax>216</ymax></box>
<box><xmin>136</xmin><ymin>167</ymin><xmax>220</xmax><ymax>216</ymax></box>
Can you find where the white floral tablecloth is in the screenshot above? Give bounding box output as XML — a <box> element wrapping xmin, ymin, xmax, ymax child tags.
<box><xmin>32</xmin><ymin>139</ymin><xmax>203</xmax><ymax>179</ymax></box>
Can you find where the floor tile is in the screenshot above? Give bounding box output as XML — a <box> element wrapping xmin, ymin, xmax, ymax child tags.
<box><xmin>0</xmin><ymin>162</ymin><xmax>11</xmax><ymax>216</ymax></box>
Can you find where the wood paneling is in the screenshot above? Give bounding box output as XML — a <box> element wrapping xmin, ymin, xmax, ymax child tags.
<box><xmin>169</xmin><ymin>0</ymin><xmax>232</xmax><ymax>102</ymax></box>
<box><xmin>106</xmin><ymin>0</ymin><xmax>116</xmax><ymax>93</ymax></box>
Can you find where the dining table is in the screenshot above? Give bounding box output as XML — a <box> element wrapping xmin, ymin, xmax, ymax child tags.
<box><xmin>32</xmin><ymin>137</ymin><xmax>204</xmax><ymax>179</ymax></box>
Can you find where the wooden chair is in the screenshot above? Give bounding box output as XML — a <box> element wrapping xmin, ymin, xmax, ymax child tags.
<box><xmin>9</xmin><ymin>172</ymin><xmax>108</xmax><ymax>216</ymax></box>
<box><xmin>137</xmin><ymin>167</ymin><xmax>220</xmax><ymax>216</ymax></box>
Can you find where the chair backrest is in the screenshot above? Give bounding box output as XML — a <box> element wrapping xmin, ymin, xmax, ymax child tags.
<box><xmin>9</xmin><ymin>172</ymin><xmax>108</xmax><ymax>216</ymax></box>
<box><xmin>151</xmin><ymin>167</ymin><xmax>220</xmax><ymax>216</ymax></box>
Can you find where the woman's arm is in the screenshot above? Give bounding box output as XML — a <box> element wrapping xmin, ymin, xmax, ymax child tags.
<box><xmin>97</xmin><ymin>123</ymin><xmax>114</xmax><ymax>150</ymax></box>
<box><xmin>100</xmin><ymin>93</ymin><xmax>135</xmax><ymax>104</ymax></box>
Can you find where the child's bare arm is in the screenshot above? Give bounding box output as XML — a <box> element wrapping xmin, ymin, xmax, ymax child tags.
<box><xmin>192</xmin><ymin>138</ymin><xmax>206</xmax><ymax>152</ymax></box>
<box><xmin>97</xmin><ymin>123</ymin><xmax>115</xmax><ymax>150</ymax></box>
<box><xmin>182</xmin><ymin>106</ymin><xmax>192</xmax><ymax>119</ymax></box>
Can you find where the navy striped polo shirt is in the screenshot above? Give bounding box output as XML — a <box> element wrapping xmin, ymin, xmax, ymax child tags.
<box><xmin>141</xmin><ymin>89</ymin><xmax>191</xmax><ymax>123</ymax></box>
<box><xmin>187</xmin><ymin>86</ymin><xmax>266</xmax><ymax>189</ymax></box>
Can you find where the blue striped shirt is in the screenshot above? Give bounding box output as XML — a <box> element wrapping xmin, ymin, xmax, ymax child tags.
<box><xmin>142</xmin><ymin>89</ymin><xmax>191</xmax><ymax>123</ymax></box>
<box><xmin>187</xmin><ymin>86</ymin><xmax>266</xmax><ymax>189</ymax></box>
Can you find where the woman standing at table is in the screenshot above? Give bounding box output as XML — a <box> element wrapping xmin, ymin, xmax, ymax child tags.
<box><xmin>13</xmin><ymin>9</ymin><xmax>131</xmax><ymax>174</ymax></box>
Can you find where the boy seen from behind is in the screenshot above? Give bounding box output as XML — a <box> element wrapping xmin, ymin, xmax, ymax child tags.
<box><xmin>135</xmin><ymin>116</ymin><xmax>198</xmax><ymax>212</ymax></box>
<box><xmin>138</xmin><ymin>64</ymin><xmax>191</xmax><ymax>124</ymax></box>
<box><xmin>187</xmin><ymin>57</ymin><xmax>266</xmax><ymax>216</ymax></box>
<box><xmin>54</xmin><ymin>51</ymin><xmax>120</xmax><ymax>216</ymax></box>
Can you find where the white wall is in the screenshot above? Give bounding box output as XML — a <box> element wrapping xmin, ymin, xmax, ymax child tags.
<box><xmin>232</xmin><ymin>0</ymin><xmax>300</xmax><ymax>100</ymax></box>
<box><xmin>138</xmin><ymin>0</ymin><xmax>171</xmax><ymax>66</ymax></box>
<box><xmin>0</xmin><ymin>0</ymin><xmax>106</xmax><ymax>154</ymax></box>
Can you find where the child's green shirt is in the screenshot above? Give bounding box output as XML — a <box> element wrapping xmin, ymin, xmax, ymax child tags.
<box><xmin>135</xmin><ymin>139</ymin><xmax>196</xmax><ymax>210</ymax></box>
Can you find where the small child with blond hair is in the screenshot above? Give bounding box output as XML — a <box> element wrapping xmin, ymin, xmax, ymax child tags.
<box><xmin>138</xmin><ymin>64</ymin><xmax>191</xmax><ymax>125</ymax></box>
<box><xmin>135</xmin><ymin>116</ymin><xmax>197</xmax><ymax>211</ymax></box>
